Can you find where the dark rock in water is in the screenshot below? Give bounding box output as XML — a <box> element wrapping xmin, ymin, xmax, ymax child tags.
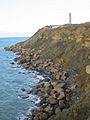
<box><xmin>10</xmin><ymin>62</ymin><xmax>15</xmax><ymax>64</ymax></box>
<box><xmin>18</xmin><ymin>72</ymin><xmax>22</xmax><ymax>74</ymax></box>
<box><xmin>25</xmin><ymin>89</ymin><xmax>32</xmax><ymax>94</ymax></box>
<box><xmin>16</xmin><ymin>52</ymin><xmax>20</xmax><ymax>55</ymax></box>
<box><xmin>21</xmin><ymin>88</ymin><xmax>32</xmax><ymax>94</ymax></box>
<box><xmin>14</xmin><ymin>57</ymin><xmax>20</xmax><ymax>62</ymax></box>
<box><xmin>21</xmin><ymin>95</ymin><xmax>29</xmax><ymax>99</ymax></box>
<box><xmin>21</xmin><ymin>88</ymin><xmax>26</xmax><ymax>92</ymax></box>
<box><xmin>32</xmin><ymin>88</ymin><xmax>39</xmax><ymax>95</ymax></box>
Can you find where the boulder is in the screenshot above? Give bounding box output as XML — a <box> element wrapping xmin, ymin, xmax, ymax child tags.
<box><xmin>10</xmin><ymin>62</ymin><xmax>15</xmax><ymax>64</ymax></box>
<box><xmin>88</xmin><ymin>55</ymin><xmax>90</xmax><ymax>60</ymax></box>
<box><xmin>44</xmin><ymin>82</ymin><xmax>51</xmax><ymax>91</ymax></box>
<box><xmin>44</xmin><ymin>106</ymin><xmax>54</xmax><ymax>116</ymax></box>
<box><xmin>55</xmin><ymin>107</ymin><xmax>61</xmax><ymax>115</ymax></box>
<box><xmin>33</xmin><ymin>116</ymin><xmax>39</xmax><ymax>120</ymax></box>
<box><xmin>19</xmin><ymin>58</ymin><xmax>26</xmax><ymax>64</ymax></box>
<box><xmin>61</xmin><ymin>71</ymin><xmax>68</xmax><ymax>80</ymax></box>
<box><xmin>51</xmin><ymin>68</ymin><xmax>58</xmax><ymax>73</ymax></box>
<box><xmin>69</xmin><ymin>84</ymin><xmax>77</xmax><ymax>90</ymax></box>
<box><xmin>44</xmin><ymin>105</ymin><xmax>53</xmax><ymax>112</ymax></box>
<box><xmin>48</xmin><ymin>115</ymin><xmax>56</xmax><ymax>120</ymax></box>
<box><xmin>25</xmin><ymin>89</ymin><xmax>32</xmax><ymax>94</ymax></box>
<box><xmin>21</xmin><ymin>88</ymin><xmax>26</xmax><ymax>92</ymax></box>
<box><xmin>54</xmin><ymin>84</ymin><xmax>64</xmax><ymax>93</ymax></box>
<box><xmin>44</xmin><ymin>82</ymin><xmax>50</xmax><ymax>87</ymax></box>
<box><xmin>57</xmin><ymin>92</ymin><xmax>65</xmax><ymax>100</ymax></box>
<box><xmin>21</xmin><ymin>95</ymin><xmax>29</xmax><ymax>99</ymax></box>
<box><xmin>51</xmin><ymin>82</ymin><xmax>58</xmax><ymax>87</ymax></box>
<box><xmin>48</xmin><ymin>98</ymin><xmax>58</xmax><ymax>105</ymax></box>
<box><xmin>55</xmin><ymin>74</ymin><xmax>61</xmax><ymax>80</ymax></box>
<box><xmin>39</xmin><ymin>112</ymin><xmax>48</xmax><ymax>120</ymax></box>
<box><xmin>59</xmin><ymin>100</ymin><xmax>65</xmax><ymax>109</ymax></box>
<box><xmin>56</xmin><ymin>82</ymin><xmax>66</xmax><ymax>88</ymax></box>
<box><xmin>86</xmin><ymin>65</ymin><xmax>90</xmax><ymax>74</ymax></box>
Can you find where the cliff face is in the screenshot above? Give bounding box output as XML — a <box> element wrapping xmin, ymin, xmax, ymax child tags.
<box><xmin>5</xmin><ymin>22</ymin><xmax>90</xmax><ymax>120</ymax></box>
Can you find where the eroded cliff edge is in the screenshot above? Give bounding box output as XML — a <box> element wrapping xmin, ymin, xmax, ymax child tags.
<box><xmin>5</xmin><ymin>22</ymin><xmax>90</xmax><ymax>120</ymax></box>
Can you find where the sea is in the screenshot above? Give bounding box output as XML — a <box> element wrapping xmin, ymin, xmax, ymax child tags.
<box><xmin>0</xmin><ymin>37</ymin><xmax>43</xmax><ymax>120</ymax></box>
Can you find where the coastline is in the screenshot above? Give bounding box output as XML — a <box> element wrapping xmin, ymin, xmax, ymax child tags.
<box><xmin>5</xmin><ymin>23</ymin><xmax>90</xmax><ymax>120</ymax></box>
<box><xmin>6</xmin><ymin>48</ymin><xmax>79</xmax><ymax>120</ymax></box>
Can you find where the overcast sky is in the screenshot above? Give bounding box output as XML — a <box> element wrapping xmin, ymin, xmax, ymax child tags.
<box><xmin>0</xmin><ymin>0</ymin><xmax>90</xmax><ymax>37</ymax></box>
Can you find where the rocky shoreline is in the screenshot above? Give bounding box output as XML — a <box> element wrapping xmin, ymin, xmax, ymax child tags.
<box><xmin>5</xmin><ymin>23</ymin><xmax>90</xmax><ymax>120</ymax></box>
<box><xmin>8</xmin><ymin>49</ymin><xmax>80</xmax><ymax>120</ymax></box>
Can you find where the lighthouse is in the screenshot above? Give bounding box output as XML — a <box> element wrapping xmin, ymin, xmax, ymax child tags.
<box><xmin>69</xmin><ymin>13</ymin><xmax>72</xmax><ymax>24</ymax></box>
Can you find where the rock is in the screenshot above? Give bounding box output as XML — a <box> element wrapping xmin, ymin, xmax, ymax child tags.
<box><xmin>21</xmin><ymin>88</ymin><xmax>26</xmax><ymax>92</ymax></box>
<box><xmin>87</xmin><ymin>116</ymin><xmax>90</xmax><ymax>120</ymax></box>
<box><xmin>25</xmin><ymin>89</ymin><xmax>32</xmax><ymax>94</ymax></box>
<box><xmin>10</xmin><ymin>62</ymin><xmax>15</xmax><ymax>64</ymax></box>
<box><xmin>32</xmin><ymin>89</ymin><xmax>39</xmax><ymax>95</ymax></box>
<box><xmin>44</xmin><ymin>82</ymin><xmax>51</xmax><ymax>91</ymax></box>
<box><xmin>33</xmin><ymin>116</ymin><xmax>39</xmax><ymax>120</ymax></box>
<box><xmin>51</xmin><ymin>93</ymin><xmax>57</xmax><ymax>98</ymax></box>
<box><xmin>48</xmin><ymin>98</ymin><xmax>58</xmax><ymax>105</ymax></box>
<box><xmin>54</xmin><ymin>82</ymin><xmax>66</xmax><ymax>88</ymax></box>
<box><xmin>51</xmin><ymin>82</ymin><xmax>58</xmax><ymax>87</ymax></box>
<box><xmin>19</xmin><ymin>58</ymin><xmax>26</xmax><ymax>64</ymax></box>
<box><xmin>25</xmin><ymin>56</ymin><xmax>31</xmax><ymax>62</ymax></box>
<box><xmin>59</xmin><ymin>82</ymin><xmax>66</xmax><ymax>88</ymax></box>
<box><xmin>21</xmin><ymin>95</ymin><xmax>29</xmax><ymax>99</ymax></box>
<box><xmin>61</xmin><ymin>71</ymin><xmax>68</xmax><ymax>80</ymax></box>
<box><xmin>69</xmin><ymin>84</ymin><xmax>77</xmax><ymax>90</ymax></box>
<box><xmin>57</xmin><ymin>92</ymin><xmax>65</xmax><ymax>100</ymax></box>
<box><xmin>51</xmin><ymin>68</ymin><xmax>58</xmax><ymax>73</ymax></box>
<box><xmin>55</xmin><ymin>107</ymin><xmax>61</xmax><ymax>115</ymax></box>
<box><xmin>14</xmin><ymin>57</ymin><xmax>20</xmax><ymax>62</ymax></box>
<box><xmin>86</xmin><ymin>65</ymin><xmax>90</xmax><ymax>74</ymax></box>
<box><xmin>54</xmin><ymin>84</ymin><xmax>64</xmax><ymax>93</ymax></box>
<box><xmin>48</xmin><ymin>115</ymin><xmax>56</xmax><ymax>120</ymax></box>
<box><xmin>16</xmin><ymin>52</ymin><xmax>20</xmax><ymax>55</ymax></box>
<box><xmin>43</xmin><ymin>77</ymin><xmax>51</xmax><ymax>82</ymax></box>
<box><xmin>59</xmin><ymin>100</ymin><xmax>65</xmax><ymax>109</ymax></box>
<box><xmin>55</xmin><ymin>74</ymin><xmax>61</xmax><ymax>80</ymax></box>
<box><xmin>43</xmin><ymin>63</ymin><xmax>49</xmax><ymax>67</ymax></box>
<box><xmin>44</xmin><ymin>106</ymin><xmax>54</xmax><ymax>116</ymax></box>
<box><xmin>88</xmin><ymin>55</ymin><xmax>90</xmax><ymax>60</ymax></box>
<box><xmin>44</xmin><ymin>82</ymin><xmax>50</xmax><ymax>88</ymax></box>
<box><xmin>39</xmin><ymin>112</ymin><xmax>48</xmax><ymax>120</ymax></box>
<box><xmin>44</xmin><ymin>105</ymin><xmax>53</xmax><ymax>112</ymax></box>
<box><xmin>32</xmin><ymin>74</ymin><xmax>37</xmax><ymax>78</ymax></box>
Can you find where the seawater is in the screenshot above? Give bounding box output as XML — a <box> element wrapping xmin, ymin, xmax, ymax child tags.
<box><xmin>0</xmin><ymin>37</ymin><xmax>43</xmax><ymax>120</ymax></box>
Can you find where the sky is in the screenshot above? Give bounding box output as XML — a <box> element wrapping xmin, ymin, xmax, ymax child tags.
<box><xmin>0</xmin><ymin>0</ymin><xmax>90</xmax><ymax>37</ymax></box>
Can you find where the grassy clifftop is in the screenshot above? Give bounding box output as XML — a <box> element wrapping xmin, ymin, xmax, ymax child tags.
<box><xmin>6</xmin><ymin>22</ymin><xmax>90</xmax><ymax>120</ymax></box>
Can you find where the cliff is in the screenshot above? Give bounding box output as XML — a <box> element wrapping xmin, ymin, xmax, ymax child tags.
<box><xmin>5</xmin><ymin>22</ymin><xmax>90</xmax><ymax>120</ymax></box>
